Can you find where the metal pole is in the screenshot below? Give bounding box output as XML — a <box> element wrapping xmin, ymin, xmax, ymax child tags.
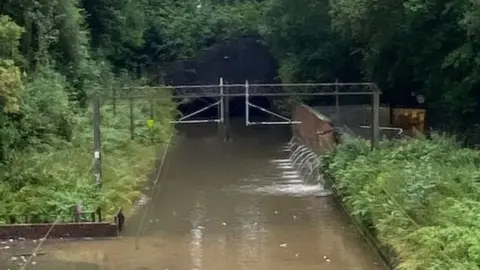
<box><xmin>219</xmin><ymin>78</ymin><xmax>224</xmax><ymax>123</ymax></box>
<box><xmin>218</xmin><ymin>78</ymin><xmax>224</xmax><ymax>139</ymax></box>
<box><xmin>150</xmin><ymin>89</ymin><xmax>155</xmax><ymax>143</ymax></box>
<box><xmin>129</xmin><ymin>92</ymin><xmax>134</xmax><ymax>140</ymax></box>
<box><xmin>112</xmin><ymin>87</ymin><xmax>117</xmax><ymax>116</ymax></box>
<box><xmin>372</xmin><ymin>92</ymin><xmax>380</xmax><ymax>149</ymax></box>
<box><xmin>245</xmin><ymin>80</ymin><xmax>249</xmax><ymax>126</ymax></box>
<box><xmin>335</xmin><ymin>78</ymin><xmax>340</xmax><ymax>124</ymax></box>
<box><xmin>92</xmin><ymin>95</ymin><xmax>102</xmax><ymax>189</ymax></box>
<box><xmin>222</xmin><ymin>78</ymin><xmax>230</xmax><ymax>142</ymax></box>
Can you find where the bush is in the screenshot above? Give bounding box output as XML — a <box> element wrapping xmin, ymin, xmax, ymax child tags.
<box><xmin>0</xmin><ymin>68</ymin><xmax>176</xmax><ymax>223</ymax></box>
<box><xmin>324</xmin><ymin>134</ymin><xmax>480</xmax><ymax>269</ymax></box>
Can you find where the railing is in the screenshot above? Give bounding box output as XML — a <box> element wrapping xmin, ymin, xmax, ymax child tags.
<box><xmin>0</xmin><ymin>205</ymin><xmax>104</xmax><ymax>225</ymax></box>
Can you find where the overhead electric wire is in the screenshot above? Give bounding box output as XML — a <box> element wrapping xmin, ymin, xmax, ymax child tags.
<box><xmin>134</xmin><ymin>133</ymin><xmax>173</xmax><ymax>250</ymax></box>
<box><xmin>20</xmin><ymin>217</ymin><xmax>60</xmax><ymax>270</ymax></box>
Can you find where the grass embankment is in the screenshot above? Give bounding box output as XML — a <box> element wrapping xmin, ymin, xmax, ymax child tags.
<box><xmin>0</xmin><ymin>70</ymin><xmax>176</xmax><ymax>223</ymax></box>
<box><xmin>323</xmin><ymin>134</ymin><xmax>480</xmax><ymax>269</ymax></box>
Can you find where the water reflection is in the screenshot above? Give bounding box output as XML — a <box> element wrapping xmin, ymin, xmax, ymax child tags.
<box><xmin>190</xmin><ymin>192</ymin><xmax>206</xmax><ymax>269</ymax></box>
<box><xmin>234</xmin><ymin>198</ymin><xmax>266</xmax><ymax>269</ymax></box>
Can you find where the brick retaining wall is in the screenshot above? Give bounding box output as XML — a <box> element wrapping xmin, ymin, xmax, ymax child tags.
<box><xmin>293</xmin><ymin>104</ymin><xmax>336</xmax><ymax>153</ymax></box>
<box><xmin>0</xmin><ymin>222</ymin><xmax>118</xmax><ymax>240</ymax></box>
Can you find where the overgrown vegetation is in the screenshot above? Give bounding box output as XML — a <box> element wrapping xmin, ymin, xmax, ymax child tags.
<box><xmin>0</xmin><ymin>3</ymin><xmax>177</xmax><ymax>222</ymax></box>
<box><xmin>0</xmin><ymin>0</ymin><xmax>479</xmax><ymax>231</ymax></box>
<box><xmin>324</xmin><ymin>135</ymin><xmax>480</xmax><ymax>269</ymax></box>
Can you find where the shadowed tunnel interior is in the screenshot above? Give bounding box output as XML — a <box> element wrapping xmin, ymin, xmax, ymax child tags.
<box><xmin>164</xmin><ymin>35</ymin><xmax>280</xmax><ymax>121</ymax></box>
<box><xmin>177</xmin><ymin>96</ymin><xmax>273</xmax><ymax>120</ymax></box>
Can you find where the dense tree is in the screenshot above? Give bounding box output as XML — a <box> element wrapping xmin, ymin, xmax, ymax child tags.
<box><xmin>329</xmin><ymin>0</ymin><xmax>480</xmax><ymax>130</ymax></box>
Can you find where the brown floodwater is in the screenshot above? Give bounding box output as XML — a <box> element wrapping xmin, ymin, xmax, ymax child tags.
<box><xmin>0</xmin><ymin>119</ymin><xmax>384</xmax><ymax>270</ymax></box>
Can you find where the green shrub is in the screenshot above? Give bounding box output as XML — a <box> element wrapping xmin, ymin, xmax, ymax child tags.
<box><xmin>0</xmin><ymin>68</ymin><xmax>176</xmax><ymax>223</ymax></box>
<box><xmin>324</xmin><ymin>134</ymin><xmax>480</xmax><ymax>269</ymax></box>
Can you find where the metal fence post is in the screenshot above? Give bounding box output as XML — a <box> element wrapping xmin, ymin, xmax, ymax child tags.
<box><xmin>150</xmin><ymin>88</ymin><xmax>155</xmax><ymax>143</ymax></box>
<box><xmin>129</xmin><ymin>90</ymin><xmax>135</xmax><ymax>140</ymax></box>
<box><xmin>245</xmin><ymin>80</ymin><xmax>249</xmax><ymax>126</ymax></box>
<box><xmin>112</xmin><ymin>87</ymin><xmax>117</xmax><ymax>116</ymax></box>
<box><xmin>372</xmin><ymin>91</ymin><xmax>380</xmax><ymax>149</ymax></box>
<box><xmin>335</xmin><ymin>78</ymin><xmax>340</xmax><ymax>124</ymax></box>
<box><xmin>220</xmin><ymin>77</ymin><xmax>230</xmax><ymax>142</ymax></box>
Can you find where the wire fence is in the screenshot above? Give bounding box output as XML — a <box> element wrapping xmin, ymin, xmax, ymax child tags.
<box><xmin>312</xmin><ymin>105</ymin><xmax>405</xmax><ymax>140</ymax></box>
<box><xmin>104</xmin><ymin>81</ymin><xmax>380</xmax><ymax>100</ymax></box>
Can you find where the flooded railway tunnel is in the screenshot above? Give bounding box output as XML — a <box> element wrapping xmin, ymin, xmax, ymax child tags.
<box><xmin>1</xmin><ymin>114</ymin><xmax>385</xmax><ymax>270</ymax></box>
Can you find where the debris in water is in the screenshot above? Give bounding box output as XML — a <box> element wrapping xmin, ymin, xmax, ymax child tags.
<box><xmin>197</xmin><ymin>226</ymin><xmax>205</xmax><ymax>230</ymax></box>
<box><xmin>155</xmin><ymin>219</ymin><xmax>160</xmax><ymax>223</ymax></box>
<box><xmin>274</xmin><ymin>211</ymin><xmax>279</xmax><ymax>214</ymax></box>
<box><xmin>149</xmin><ymin>219</ymin><xmax>153</xmax><ymax>223</ymax></box>
<box><xmin>172</xmin><ymin>211</ymin><xmax>177</xmax><ymax>216</ymax></box>
<box><xmin>222</xmin><ymin>222</ymin><xmax>227</xmax><ymax>226</ymax></box>
<box><xmin>295</xmin><ymin>253</ymin><xmax>299</xmax><ymax>257</ymax></box>
<box><xmin>280</xmin><ymin>243</ymin><xmax>287</xmax><ymax>248</ymax></box>
<box><xmin>32</xmin><ymin>261</ymin><xmax>37</xmax><ymax>265</ymax></box>
<box><xmin>3</xmin><ymin>246</ymin><xmax>10</xmax><ymax>249</ymax></box>
<box><xmin>11</xmin><ymin>256</ymin><xmax>18</xmax><ymax>261</ymax></box>
<box><xmin>326</xmin><ymin>259</ymin><xmax>331</xmax><ymax>263</ymax></box>
<box><xmin>293</xmin><ymin>215</ymin><xmax>297</xmax><ymax>220</ymax></box>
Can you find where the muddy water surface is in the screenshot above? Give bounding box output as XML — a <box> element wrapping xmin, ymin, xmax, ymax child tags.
<box><xmin>0</xmin><ymin>120</ymin><xmax>384</xmax><ymax>270</ymax></box>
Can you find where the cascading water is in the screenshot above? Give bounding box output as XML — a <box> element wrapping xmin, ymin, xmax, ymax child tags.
<box><xmin>275</xmin><ymin>136</ymin><xmax>332</xmax><ymax>196</ymax></box>
<box><xmin>245</xmin><ymin>136</ymin><xmax>333</xmax><ymax>197</ymax></box>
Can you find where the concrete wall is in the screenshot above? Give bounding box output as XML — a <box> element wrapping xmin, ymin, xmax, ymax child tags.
<box><xmin>293</xmin><ymin>104</ymin><xmax>336</xmax><ymax>154</ymax></box>
<box><xmin>0</xmin><ymin>222</ymin><xmax>118</xmax><ymax>240</ymax></box>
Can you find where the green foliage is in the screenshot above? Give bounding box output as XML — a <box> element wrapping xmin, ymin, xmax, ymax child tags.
<box><xmin>0</xmin><ymin>9</ymin><xmax>176</xmax><ymax>222</ymax></box>
<box><xmin>324</xmin><ymin>135</ymin><xmax>480</xmax><ymax>269</ymax></box>
<box><xmin>329</xmin><ymin>0</ymin><xmax>480</xmax><ymax>130</ymax></box>
<box><xmin>0</xmin><ymin>67</ymin><xmax>175</xmax><ymax>222</ymax></box>
<box><xmin>0</xmin><ymin>15</ymin><xmax>24</xmax><ymax>61</ymax></box>
<box><xmin>0</xmin><ymin>60</ymin><xmax>23</xmax><ymax>113</ymax></box>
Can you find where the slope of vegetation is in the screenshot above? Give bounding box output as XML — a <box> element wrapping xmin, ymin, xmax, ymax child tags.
<box><xmin>0</xmin><ymin>3</ymin><xmax>178</xmax><ymax>222</ymax></box>
<box><xmin>324</xmin><ymin>135</ymin><xmax>480</xmax><ymax>269</ymax></box>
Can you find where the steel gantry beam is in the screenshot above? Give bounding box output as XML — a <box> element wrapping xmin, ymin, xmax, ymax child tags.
<box><xmin>244</xmin><ymin>80</ymin><xmax>301</xmax><ymax>125</ymax></box>
<box><xmin>100</xmin><ymin>78</ymin><xmax>382</xmax><ymax>147</ymax></box>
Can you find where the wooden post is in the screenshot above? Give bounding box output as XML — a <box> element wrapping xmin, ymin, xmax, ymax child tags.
<box><xmin>93</xmin><ymin>96</ymin><xmax>102</xmax><ymax>189</ymax></box>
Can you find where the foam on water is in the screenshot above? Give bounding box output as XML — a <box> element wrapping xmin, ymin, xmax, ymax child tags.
<box><xmin>231</xmin><ymin>137</ymin><xmax>332</xmax><ymax>198</ymax></box>
<box><xmin>238</xmin><ymin>183</ymin><xmax>331</xmax><ymax>197</ymax></box>
<box><xmin>276</xmin><ymin>165</ymin><xmax>294</xmax><ymax>169</ymax></box>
